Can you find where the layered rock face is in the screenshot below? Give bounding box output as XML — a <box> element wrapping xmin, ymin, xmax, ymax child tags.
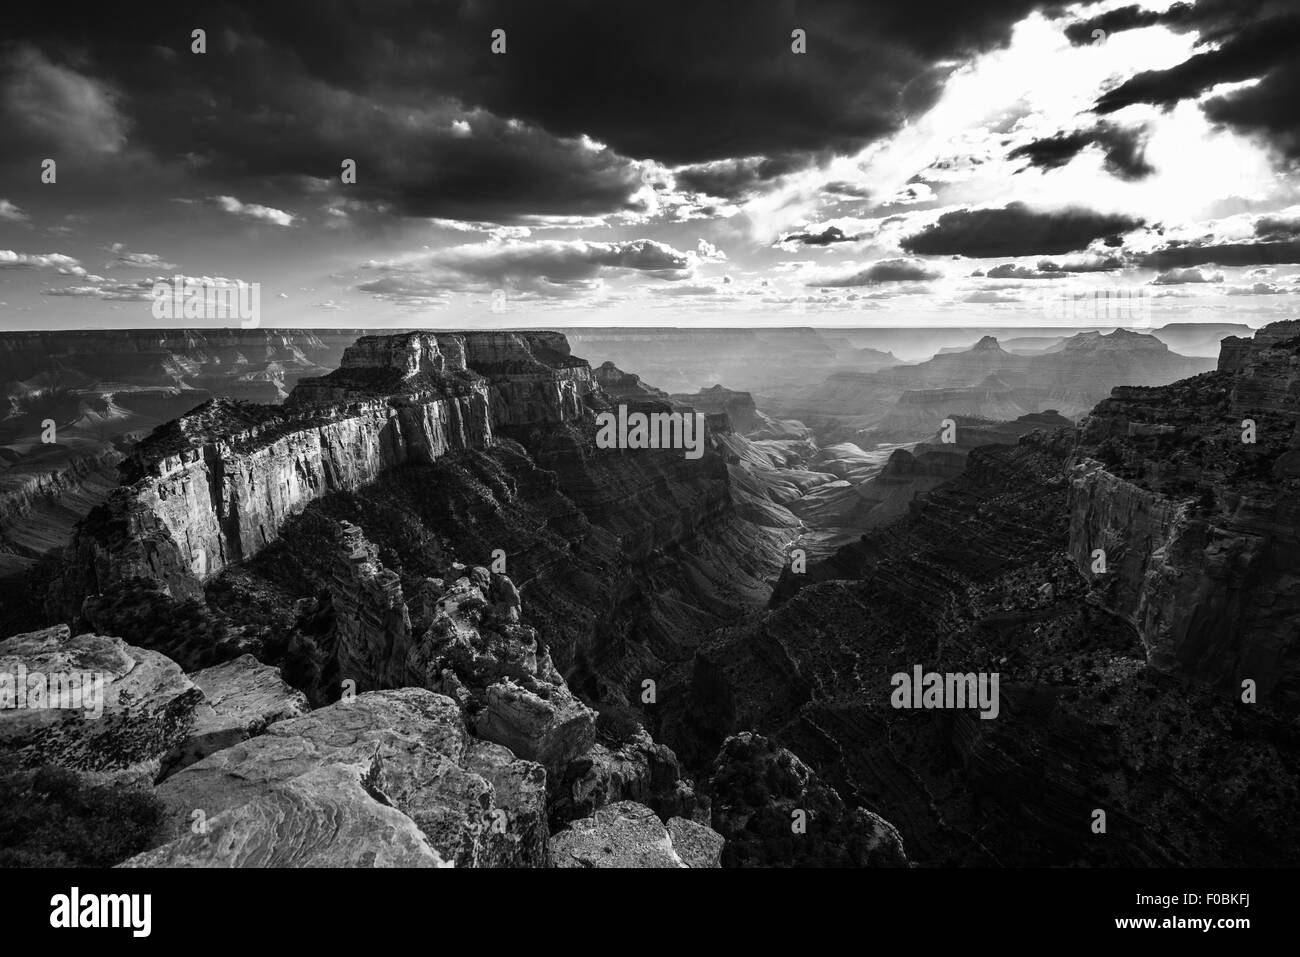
<box><xmin>670</xmin><ymin>385</ymin><xmax>760</xmax><ymax>433</ymax></box>
<box><xmin>57</xmin><ymin>332</ymin><xmax>597</xmax><ymax>602</ymax></box>
<box><xmin>0</xmin><ymin>332</ymin><xmax>377</xmax><ymax>571</ymax></box>
<box><xmin>1068</xmin><ymin>321</ymin><xmax>1300</xmax><ymax>708</ymax></box>
<box><xmin>0</xmin><ymin>447</ymin><xmax>123</xmax><ymax>580</ymax></box>
<box><xmin>332</xmin><ymin>521</ymin><xmax>413</xmax><ymax>691</ymax></box>
<box><xmin>663</xmin><ymin>438</ymin><xmax>1300</xmax><ymax>866</ymax></box>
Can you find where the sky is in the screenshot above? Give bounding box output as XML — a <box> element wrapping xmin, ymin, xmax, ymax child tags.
<box><xmin>1</xmin><ymin>0</ymin><xmax>1299</xmax><ymax>330</ymax></box>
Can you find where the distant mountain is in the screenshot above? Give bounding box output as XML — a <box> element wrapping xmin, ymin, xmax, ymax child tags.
<box><xmin>768</xmin><ymin>329</ymin><xmax>1215</xmax><ymax>445</ymax></box>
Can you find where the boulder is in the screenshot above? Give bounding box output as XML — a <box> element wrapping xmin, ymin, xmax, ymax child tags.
<box><xmin>121</xmin><ymin>763</ymin><xmax>449</xmax><ymax>868</ymax></box>
<box><xmin>0</xmin><ymin>624</ymin><xmax>202</xmax><ymax>785</ymax></box>
<box><xmin>159</xmin><ymin>654</ymin><xmax>310</xmax><ymax>779</ymax></box>
<box><xmin>148</xmin><ymin>688</ymin><xmax>547</xmax><ymax>867</ymax></box>
<box><xmin>548</xmin><ymin>800</ymin><xmax>724</xmax><ymax>868</ymax></box>
<box><xmin>473</xmin><ymin>678</ymin><xmax>596</xmax><ymax>776</ymax></box>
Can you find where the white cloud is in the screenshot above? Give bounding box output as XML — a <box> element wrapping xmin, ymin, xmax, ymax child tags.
<box><xmin>209</xmin><ymin>195</ymin><xmax>296</xmax><ymax>226</ymax></box>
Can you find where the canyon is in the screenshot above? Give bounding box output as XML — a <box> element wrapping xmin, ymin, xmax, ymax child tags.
<box><xmin>1</xmin><ymin>321</ymin><xmax>1295</xmax><ymax>867</ymax></box>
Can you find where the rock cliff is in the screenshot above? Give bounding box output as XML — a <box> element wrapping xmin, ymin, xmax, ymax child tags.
<box><xmin>57</xmin><ymin>332</ymin><xmax>598</xmax><ymax>603</ymax></box>
<box><xmin>1067</xmin><ymin>320</ymin><xmax>1300</xmax><ymax>708</ymax></box>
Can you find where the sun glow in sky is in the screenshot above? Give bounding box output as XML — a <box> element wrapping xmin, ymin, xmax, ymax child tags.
<box><xmin>2</xmin><ymin>0</ymin><xmax>1299</xmax><ymax>330</ymax></box>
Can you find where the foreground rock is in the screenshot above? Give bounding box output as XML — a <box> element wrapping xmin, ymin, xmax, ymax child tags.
<box><xmin>0</xmin><ymin>624</ymin><xmax>202</xmax><ymax>784</ymax></box>
<box><xmin>145</xmin><ymin>688</ymin><xmax>547</xmax><ymax>867</ymax></box>
<box><xmin>123</xmin><ymin>763</ymin><xmax>449</xmax><ymax>868</ymax></box>
<box><xmin>160</xmin><ymin>654</ymin><xmax>310</xmax><ymax>779</ymax></box>
<box><xmin>549</xmin><ymin>800</ymin><xmax>723</xmax><ymax>868</ymax></box>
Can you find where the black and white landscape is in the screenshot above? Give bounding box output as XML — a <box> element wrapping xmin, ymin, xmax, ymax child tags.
<box><xmin>2</xmin><ymin>1</ymin><xmax>1299</xmax><ymax>874</ymax></box>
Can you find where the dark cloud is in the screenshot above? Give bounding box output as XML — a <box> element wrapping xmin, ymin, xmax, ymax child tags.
<box><xmin>1203</xmin><ymin>60</ymin><xmax>1300</xmax><ymax>159</ymax></box>
<box><xmin>813</xmin><ymin>257</ymin><xmax>941</xmax><ymax>286</ymax></box>
<box><xmin>1255</xmin><ymin>216</ymin><xmax>1300</xmax><ymax>241</ymax></box>
<box><xmin>985</xmin><ymin>263</ymin><xmax>1065</xmax><ymax>279</ymax></box>
<box><xmin>1064</xmin><ymin>3</ymin><xmax>1195</xmax><ymax>45</ymax></box>
<box><xmin>1037</xmin><ymin>254</ymin><xmax>1126</xmax><ymax>273</ymax></box>
<box><xmin>1007</xmin><ymin>130</ymin><xmax>1093</xmax><ymax>170</ymax></box>
<box><xmin>777</xmin><ymin>226</ymin><xmax>857</xmax><ymax>246</ymax></box>
<box><xmin>823</xmin><ymin>181</ymin><xmax>873</xmax><ymax>199</ymax></box>
<box><xmin>900</xmin><ymin>203</ymin><xmax>1143</xmax><ymax>257</ymax></box>
<box><xmin>1086</xmin><ymin>2</ymin><xmax>1300</xmax><ymax>159</ymax></box>
<box><xmin>358</xmin><ymin>238</ymin><xmax>696</xmax><ymax>302</ymax></box>
<box><xmin>1</xmin><ymin>0</ymin><xmax>1104</xmax><ymax>223</ymax></box>
<box><xmin>1138</xmin><ymin>240</ymin><xmax>1300</xmax><ymax>269</ymax></box>
<box><xmin>1152</xmin><ymin>266</ymin><xmax>1223</xmax><ymax>284</ymax></box>
<box><xmin>675</xmin><ymin>154</ymin><xmax>811</xmax><ymax>201</ymax></box>
<box><xmin>1008</xmin><ymin>122</ymin><xmax>1153</xmax><ymax>179</ymax></box>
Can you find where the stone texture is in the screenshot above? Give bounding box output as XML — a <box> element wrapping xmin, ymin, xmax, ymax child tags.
<box><xmin>332</xmin><ymin>521</ymin><xmax>413</xmax><ymax>691</ymax></box>
<box><xmin>554</xmin><ymin>726</ymin><xmax>705</xmax><ymax>826</ymax></box>
<box><xmin>56</xmin><ymin>332</ymin><xmax>598</xmax><ymax>607</ymax></box>
<box><xmin>149</xmin><ymin>688</ymin><xmax>547</xmax><ymax>867</ymax></box>
<box><xmin>0</xmin><ymin>624</ymin><xmax>202</xmax><ymax>784</ymax></box>
<box><xmin>548</xmin><ymin>800</ymin><xmax>724</xmax><ymax>868</ymax></box>
<box><xmin>666</xmin><ymin>816</ymin><xmax>724</xmax><ymax>867</ymax></box>
<box><xmin>160</xmin><ymin>653</ymin><xmax>309</xmax><ymax>779</ymax></box>
<box><xmin>474</xmin><ymin>678</ymin><xmax>596</xmax><ymax>777</ymax></box>
<box><xmin>122</xmin><ymin>763</ymin><xmax>449</xmax><ymax>868</ymax></box>
<box><xmin>1069</xmin><ymin>320</ymin><xmax>1300</xmax><ymax>708</ymax></box>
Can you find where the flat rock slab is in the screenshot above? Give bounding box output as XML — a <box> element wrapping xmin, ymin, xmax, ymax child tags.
<box><xmin>148</xmin><ymin>688</ymin><xmax>547</xmax><ymax>868</ymax></box>
<box><xmin>122</xmin><ymin>763</ymin><xmax>448</xmax><ymax>868</ymax></box>
<box><xmin>0</xmin><ymin>625</ymin><xmax>201</xmax><ymax>784</ymax></box>
<box><xmin>160</xmin><ymin>654</ymin><xmax>310</xmax><ymax>779</ymax></box>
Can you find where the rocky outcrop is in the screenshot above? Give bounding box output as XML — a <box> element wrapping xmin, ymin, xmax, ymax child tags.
<box><xmin>0</xmin><ymin>625</ymin><xmax>203</xmax><ymax>784</ymax></box>
<box><xmin>548</xmin><ymin>800</ymin><xmax>723</xmax><ymax>868</ymax></box>
<box><xmin>474</xmin><ymin>679</ymin><xmax>596</xmax><ymax>776</ymax></box>
<box><xmin>123</xmin><ymin>762</ymin><xmax>451</xmax><ymax>868</ymax></box>
<box><xmin>670</xmin><ymin>385</ymin><xmax>760</xmax><ymax>434</ymax></box>
<box><xmin>708</xmin><ymin>733</ymin><xmax>907</xmax><ymax>868</ymax></box>
<box><xmin>0</xmin><ymin>448</ymin><xmax>124</xmax><ymax>581</ymax></box>
<box><xmin>1067</xmin><ymin>321</ymin><xmax>1300</xmax><ymax>708</ymax></box>
<box><xmin>160</xmin><ymin>654</ymin><xmax>309</xmax><ymax>779</ymax></box>
<box><xmin>146</xmin><ymin>688</ymin><xmax>548</xmax><ymax>868</ymax></box>
<box><xmin>593</xmin><ymin>360</ymin><xmax>670</xmax><ymax>402</ymax></box>
<box><xmin>332</xmin><ymin>521</ymin><xmax>413</xmax><ymax>691</ymax></box>
<box><xmin>664</xmin><ymin>434</ymin><xmax>1300</xmax><ymax>866</ymax></box>
<box><xmin>56</xmin><ymin>332</ymin><xmax>598</xmax><ymax>604</ymax></box>
<box><xmin>553</xmin><ymin>725</ymin><xmax>705</xmax><ymax>826</ymax></box>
